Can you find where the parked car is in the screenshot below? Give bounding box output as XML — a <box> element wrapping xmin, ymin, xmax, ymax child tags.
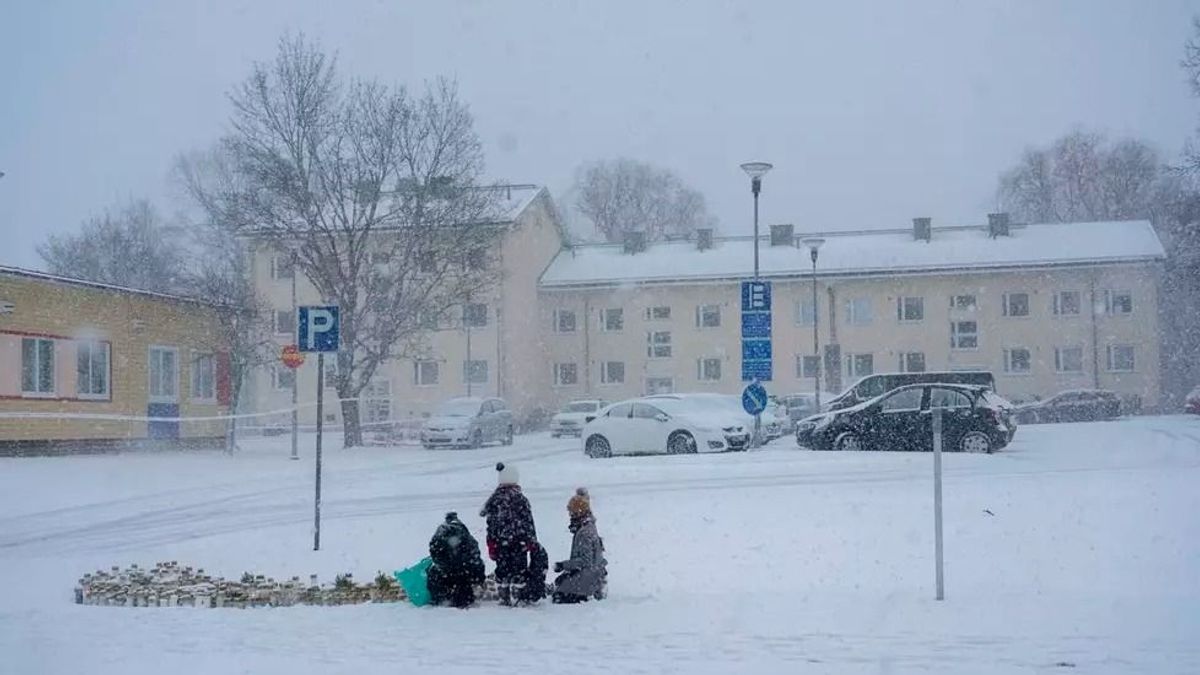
<box><xmin>647</xmin><ymin>393</ymin><xmax>780</xmax><ymax>443</ymax></box>
<box><xmin>824</xmin><ymin>371</ymin><xmax>996</xmax><ymax>411</ymax></box>
<box><xmin>796</xmin><ymin>384</ymin><xmax>1016</xmax><ymax>453</ymax></box>
<box><xmin>1014</xmin><ymin>390</ymin><xmax>1121</xmax><ymax>424</ymax></box>
<box><xmin>1184</xmin><ymin>386</ymin><xmax>1200</xmax><ymax>415</ymax></box>
<box><xmin>583</xmin><ymin>396</ymin><xmax>750</xmax><ymax>457</ymax></box>
<box><xmin>421</xmin><ymin>397</ymin><xmax>514</xmax><ymax>449</ymax></box>
<box><xmin>780</xmin><ymin>393</ymin><xmax>819</xmax><ymax>433</ymax></box>
<box><xmin>550</xmin><ymin>399</ymin><xmax>607</xmax><ymax>438</ymax></box>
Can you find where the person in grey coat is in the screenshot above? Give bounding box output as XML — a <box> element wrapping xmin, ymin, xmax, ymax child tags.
<box><xmin>552</xmin><ymin>487</ymin><xmax>607</xmax><ymax>603</ymax></box>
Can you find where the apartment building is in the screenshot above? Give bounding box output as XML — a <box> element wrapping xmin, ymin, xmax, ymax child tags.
<box><xmin>537</xmin><ymin>218</ymin><xmax>1165</xmax><ymax>410</ymax></box>
<box><xmin>0</xmin><ymin>266</ymin><xmax>231</xmax><ymax>453</ymax></box>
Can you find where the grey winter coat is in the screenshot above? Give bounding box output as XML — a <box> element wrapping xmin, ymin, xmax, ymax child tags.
<box><xmin>554</xmin><ymin>517</ymin><xmax>607</xmax><ymax>597</ymax></box>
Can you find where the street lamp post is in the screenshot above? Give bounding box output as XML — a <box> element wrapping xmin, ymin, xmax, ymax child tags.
<box><xmin>290</xmin><ymin>249</ymin><xmax>300</xmax><ymax>461</ymax></box>
<box><xmin>739</xmin><ymin>162</ymin><xmax>773</xmax><ymax>278</ymax></box>
<box><xmin>802</xmin><ymin>238</ymin><xmax>825</xmax><ymax>408</ymax></box>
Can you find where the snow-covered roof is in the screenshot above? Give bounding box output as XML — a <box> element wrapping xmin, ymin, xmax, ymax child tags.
<box><xmin>0</xmin><ymin>265</ymin><xmax>220</xmax><ymax>307</ymax></box>
<box><xmin>539</xmin><ymin>220</ymin><xmax>1165</xmax><ymax>289</ymax></box>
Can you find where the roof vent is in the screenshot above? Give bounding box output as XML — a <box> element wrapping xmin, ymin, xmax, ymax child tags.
<box><xmin>622</xmin><ymin>230</ymin><xmax>647</xmax><ymax>254</ymax></box>
<box><xmin>988</xmin><ymin>212</ymin><xmax>1011</xmax><ymax>238</ymax></box>
<box><xmin>695</xmin><ymin>228</ymin><xmax>713</xmax><ymax>251</ymax></box>
<box><xmin>770</xmin><ymin>223</ymin><xmax>794</xmax><ymax>247</ymax></box>
<box><xmin>912</xmin><ymin>217</ymin><xmax>932</xmax><ymax>242</ymax></box>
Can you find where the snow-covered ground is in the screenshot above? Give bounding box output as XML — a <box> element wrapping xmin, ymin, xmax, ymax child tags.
<box><xmin>2</xmin><ymin>416</ymin><xmax>1199</xmax><ymax>674</ymax></box>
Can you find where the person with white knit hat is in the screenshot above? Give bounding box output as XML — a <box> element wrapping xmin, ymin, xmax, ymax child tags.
<box><xmin>479</xmin><ymin>462</ymin><xmax>539</xmax><ymax>605</ymax></box>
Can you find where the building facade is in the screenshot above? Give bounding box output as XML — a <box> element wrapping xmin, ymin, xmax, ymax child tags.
<box><xmin>0</xmin><ymin>267</ymin><xmax>231</xmax><ymax>452</ymax></box>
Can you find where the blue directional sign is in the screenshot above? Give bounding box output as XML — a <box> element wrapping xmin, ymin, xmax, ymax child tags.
<box><xmin>742</xmin><ymin>381</ymin><xmax>769</xmax><ymax>416</ymax></box>
<box><xmin>741</xmin><ymin>312</ymin><xmax>772</xmax><ymax>339</ymax></box>
<box><xmin>741</xmin><ymin>280</ymin><xmax>772</xmax><ymax>312</ymax></box>
<box><xmin>741</xmin><ymin>360</ymin><xmax>772</xmax><ymax>382</ymax></box>
<box><xmin>742</xmin><ymin>339</ymin><xmax>772</xmax><ymax>361</ymax></box>
<box><xmin>297</xmin><ymin>305</ymin><xmax>340</xmax><ymax>353</ymax></box>
<box><xmin>740</xmin><ymin>279</ymin><xmax>773</xmax><ymax>381</ymax></box>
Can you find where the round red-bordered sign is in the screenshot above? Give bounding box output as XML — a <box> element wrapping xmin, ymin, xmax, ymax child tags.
<box><xmin>280</xmin><ymin>344</ymin><xmax>305</xmax><ymax>369</ymax></box>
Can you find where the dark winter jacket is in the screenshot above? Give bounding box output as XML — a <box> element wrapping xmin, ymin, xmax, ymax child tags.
<box><xmin>480</xmin><ymin>485</ymin><xmax>537</xmax><ymax>546</ymax></box>
<box><xmin>428</xmin><ymin>514</ymin><xmax>486</xmax><ymax>584</ymax></box>
<box><xmin>554</xmin><ymin>515</ymin><xmax>606</xmax><ymax>598</ymax></box>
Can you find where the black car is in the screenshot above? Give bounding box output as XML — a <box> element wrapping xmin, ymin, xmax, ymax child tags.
<box><xmin>1014</xmin><ymin>390</ymin><xmax>1121</xmax><ymax>424</ymax></box>
<box><xmin>823</xmin><ymin>371</ymin><xmax>996</xmax><ymax>411</ymax></box>
<box><xmin>795</xmin><ymin>384</ymin><xmax>1016</xmax><ymax>454</ymax></box>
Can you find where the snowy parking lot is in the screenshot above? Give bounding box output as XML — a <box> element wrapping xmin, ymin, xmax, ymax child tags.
<box><xmin>2</xmin><ymin>416</ymin><xmax>1199</xmax><ymax>674</ymax></box>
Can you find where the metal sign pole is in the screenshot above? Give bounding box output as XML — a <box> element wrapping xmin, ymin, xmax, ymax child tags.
<box><xmin>314</xmin><ymin>352</ymin><xmax>324</xmax><ymax>552</ymax></box>
<box><xmin>932</xmin><ymin>406</ymin><xmax>945</xmax><ymax>601</ymax></box>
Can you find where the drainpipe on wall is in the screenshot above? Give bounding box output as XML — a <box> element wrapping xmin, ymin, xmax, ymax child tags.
<box><xmin>496</xmin><ymin>305</ymin><xmax>503</xmax><ymax>399</ymax></box>
<box><xmin>583</xmin><ymin>297</ymin><xmax>592</xmax><ymax>394</ymax></box>
<box><xmin>1090</xmin><ymin>273</ymin><xmax>1101</xmax><ymax>390</ymax></box>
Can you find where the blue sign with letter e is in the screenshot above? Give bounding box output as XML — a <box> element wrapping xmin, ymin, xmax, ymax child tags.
<box><xmin>297</xmin><ymin>305</ymin><xmax>340</xmax><ymax>353</ymax></box>
<box><xmin>741</xmin><ymin>280</ymin><xmax>772</xmax><ymax>312</ymax></box>
<box><xmin>741</xmin><ymin>312</ymin><xmax>772</xmax><ymax>339</ymax></box>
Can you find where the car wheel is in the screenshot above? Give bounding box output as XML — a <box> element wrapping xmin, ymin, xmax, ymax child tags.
<box><xmin>959</xmin><ymin>430</ymin><xmax>992</xmax><ymax>454</ymax></box>
<box><xmin>585</xmin><ymin>435</ymin><xmax>611</xmax><ymax>459</ymax></box>
<box><xmin>502</xmin><ymin>426</ymin><xmax>514</xmax><ymax>446</ymax></box>
<box><xmin>667</xmin><ymin>431</ymin><xmax>697</xmax><ymax>455</ymax></box>
<box><xmin>833</xmin><ymin>432</ymin><xmax>863</xmax><ymax>452</ymax></box>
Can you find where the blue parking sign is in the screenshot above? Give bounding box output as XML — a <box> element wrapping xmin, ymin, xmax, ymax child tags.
<box><xmin>741</xmin><ymin>280</ymin><xmax>772</xmax><ymax>312</ymax></box>
<box><xmin>297</xmin><ymin>306</ymin><xmax>340</xmax><ymax>353</ymax></box>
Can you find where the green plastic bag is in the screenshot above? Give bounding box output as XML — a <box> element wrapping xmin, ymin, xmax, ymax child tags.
<box><xmin>394</xmin><ymin>557</ymin><xmax>433</xmax><ymax>607</ymax></box>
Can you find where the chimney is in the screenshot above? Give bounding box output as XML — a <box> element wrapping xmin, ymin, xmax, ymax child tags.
<box><xmin>912</xmin><ymin>217</ymin><xmax>932</xmax><ymax>242</ymax></box>
<box><xmin>769</xmin><ymin>223</ymin><xmax>794</xmax><ymax>247</ymax></box>
<box><xmin>622</xmin><ymin>230</ymin><xmax>647</xmax><ymax>254</ymax></box>
<box><xmin>988</xmin><ymin>212</ymin><xmax>1011</xmax><ymax>238</ymax></box>
<box><xmin>695</xmin><ymin>228</ymin><xmax>713</xmax><ymax>251</ymax></box>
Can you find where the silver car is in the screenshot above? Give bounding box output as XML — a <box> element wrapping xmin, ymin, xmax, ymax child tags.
<box><xmin>421</xmin><ymin>397</ymin><xmax>514</xmax><ymax>449</ymax></box>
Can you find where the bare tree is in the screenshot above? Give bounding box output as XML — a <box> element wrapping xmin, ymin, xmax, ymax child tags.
<box><xmin>1181</xmin><ymin>17</ymin><xmax>1200</xmax><ymax>176</ymax></box>
<box><xmin>37</xmin><ymin>199</ymin><xmax>189</xmax><ymax>294</ymax></box>
<box><xmin>180</xmin><ymin>35</ymin><xmax>504</xmax><ymax>447</ymax></box>
<box><xmin>574</xmin><ymin>158</ymin><xmax>717</xmax><ymax>242</ymax></box>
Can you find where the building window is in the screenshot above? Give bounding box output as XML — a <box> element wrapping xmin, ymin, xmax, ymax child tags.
<box><xmin>697</xmin><ymin>358</ymin><xmax>722</xmax><ymax>382</ymax></box>
<box><xmin>646</xmin><ymin>377</ymin><xmax>674</xmax><ymax>395</ymax></box>
<box><xmin>148</xmin><ymin>346</ymin><xmax>178</xmax><ymax>401</ymax></box>
<box><xmin>463</xmin><ymin>303</ymin><xmax>488</xmax><ymax>328</ymax></box>
<box><xmin>601</xmin><ymin>308</ymin><xmax>624</xmax><ymax>332</ymax></box>
<box><xmin>795</xmin><ymin>298</ymin><xmax>816</xmax><ymax>326</ymax></box>
<box><xmin>413</xmin><ymin>360</ymin><xmax>439</xmax><ymax>386</ymax></box>
<box><xmin>1003</xmin><ymin>292</ymin><xmax>1030</xmax><ymax>317</ymax></box>
<box><xmin>696</xmin><ymin>304</ymin><xmax>721</xmax><ymax>328</ymax></box>
<box><xmin>553</xmin><ymin>309</ymin><xmax>577</xmax><ymax>333</ymax></box>
<box><xmin>1003</xmin><ymin>347</ymin><xmax>1032</xmax><ymax>374</ymax></box>
<box><xmin>845</xmin><ymin>297</ymin><xmax>872</xmax><ymax>325</ymax></box>
<box><xmin>600</xmin><ymin>361</ymin><xmax>625</xmax><ymax>385</ymax></box>
<box><xmin>845</xmin><ymin>353</ymin><xmax>874</xmax><ymax>379</ymax></box>
<box><xmin>270</xmin><ymin>254</ymin><xmax>294</xmax><ymax>280</ymax></box>
<box><xmin>76</xmin><ymin>340</ymin><xmax>110</xmax><ymax>399</ymax></box>
<box><xmin>797</xmin><ymin>355</ymin><xmax>820</xmax><ymax>379</ymax></box>
<box><xmin>419</xmin><ymin>310</ymin><xmax>440</xmax><ymax>330</ymax></box>
<box><xmin>554</xmin><ymin>363</ymin><xmax>578</xmax><ymax>386</ymax></box>
<box><xmin>21</xmin><ymin>337</ymin><xmax>55</xmax><ymax>395</ymax></box>
<box><xmin>1053</xmin><ymin>290</ymin><xmax>1081</xmax><ymax>316</ymax></box>
<box><xmin>463</xmin><ymin>360</ymin><xmax>489</xmax><ymax>384</ymax></box>
<box><xmin>1104</xmin><ymin>290</ymin><xmax>1133</xmax><ymax>316</ymax></box>
<box><xmin>191</xmin><ymin>353</ymin><xmax>216</xmax><ymax>401</ymax></box>
<box><xmin>897</xmin><ymin>296</ymin><xmax>924</xmax><ymax>322</ymax></box>
<box><xmin>950</xmin><ymin>321</ymin><xmax>978</xmax><ymax>350</ymax></box>
<box><xmin>645</xmin><ymin>305</ymin><xmax>671</xmax><ymax>321</ymax></box>
<box><xmin>950</xmin><ymin>295</ymin><xmax>977</xmax><ymax>311</ymax></box>
<box><xmin>274</xmin><ymin>310</ymin><xmax>294</xmax><ymax>336</ymax></box>
<box><xmin>899</xmin><ymin>352</ymin><xmax>926</xmax><ymax>373</ymax></box>
<box><xmin>363</xmin><ymin>379</ymin><xmax>391</xmax><ymax>425</ymax></box>
<box><xmin>646</xmin><ymin>331</ymin><xmax>672</xmax><ymax>359</ymax></box>
<box><xmin>271</xmin><ymin>365</ymin><xmax>295</xmax><ymax>391</ymax></box>
<box><xmin>1054</xmin><ymin>346</ymin><xmax>1084</xmax><ymax>374</ymax></box>
<box><xmin>1106</xmin><ymin>345</ymin><xmax>1135</xmax><ymax>372</ymax></box>
<box><xmin>324</xmin><ymin>358</ymin><xmax>339</xmax><ymax>384</ymax></box>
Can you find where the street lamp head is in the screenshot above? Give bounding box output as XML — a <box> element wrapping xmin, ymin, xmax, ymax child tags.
<box><xmin>740</xmin><ymin>162</ymin><xmax>773</xmax><ymax>179</ymax></box>
<box><xmin>802</xmin><ymin>237</ymin><xmax>825</xmax><ymax>264</ymax></box>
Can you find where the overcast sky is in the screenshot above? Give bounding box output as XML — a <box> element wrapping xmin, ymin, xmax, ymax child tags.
<box><xmin>1</xmin><ymin>0</ymin><xmax>1197</xmax><ymax>269</ymax></box>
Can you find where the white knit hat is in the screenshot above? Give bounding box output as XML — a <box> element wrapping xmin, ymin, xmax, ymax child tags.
<box><xmin>496</xmin><ymin>461</ymin><xmax>519</xmax><ymax>486</ymax></box>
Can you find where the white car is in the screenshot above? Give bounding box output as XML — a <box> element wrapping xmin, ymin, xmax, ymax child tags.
<box><xmin>653</xmin><ymin>393</ymin><xmax>781</xmax><ymax>443</ymax></box>
<box><xmin>421</xmin><ymin>397</ymin><xmax>514</xmax><ymax>449</ymax></box>
<box><xmin>550</xmin><ymin>399</ymin><xmax>607</xmax><ymax>438</ymax></box>
<box><xmin>582</xmin><ymin>396</ymin><xmax>750</xmax><ymax>457</ymax></box>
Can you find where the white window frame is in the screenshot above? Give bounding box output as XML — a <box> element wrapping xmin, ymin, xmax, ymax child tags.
<box><xmin>796</xmin><ymin>354</ymin><xmax>820</xmax><ymax>379</ymax></box>
<box><xmin>898</xmin><ymin>351</ymin><xmax>926</xmax><ymax>373</ymax></box>
<box><xmin>897</xmin><ymin>296</ymin><xmax>924</xmax><ymax>323</ymax></box>
<box><xmin>463</xmin><ymin>303</ymin><xmax>489</xmax><ymax>328</ymax></box>
<box><xmin>148</xmin><ymin>345</ymin><xmax>180</xmax><ymax>403</ymax></box>
<box><xmin>795</xmin><ymin>298</ymin><xmax>816</xmax><ymax>327</ymax></box>
<box><xmin>76</xmin><ymin>340</ymin><xmax>111</xmax><ymax>400</ymax></box>
<box><xmin>463</xmin><ymin>359</ymin><xmax>489</xmax><ymax>385</ymax></box>
<box><xmin>645</xmin><ymin>305</ymin><xmax>672</xmax><ymax>321</ymax></box>
<box><xmin>190</xmin><ymin>352</ymin><xmax>216</xmax><ymax>403</ymax></box>
<box><xmin>553</xmin><ymin>362</ymin><xmax>578</xmax><ymax>387</ymax></box>
<box><xmin>21</xmin><ymin>337</ymin><xmax>56</xmax><ymax>397</ymax></box>
<box><xmin>1052</xmin><ymin>290</ymin><xmax>1081</xmax><ymax>317</ymax></box>
<box><xmin>697</xmin><ymin>357</ymin><xmax>722</xmax><ymax>382</ymax></box>
<box><xmin>696</xmin><ymin>304</ymin><xmax>721</xmax><ymax>329</ymax></box>
<box><xmin>845</xmin><ymin>297</ymin><xmax>872</xmax><ymax>325</ymax></box>
<box><xmin>553</xmin><ymin>309</ymin><xmax>577</xmax><ymax>333</ymax></box>
<box><xmin>600</xmin><ymin>308</ymin><xmax>624</xmax><ymax>332</ymax></box>
<box><xmin>414</xmin><ymin>360</ymin><xmax>439</xmax><ymax>386</ymax></box>
<box><xmin>1104</xmin><ymin>290</ymin><xmax>1134</xmax><ymax>316</ymax></box>
<box><xmin>646</xmin><ymin>330</ymin><xmax>672</xmax><ymax>359</ymax></box>
<box><xmin>363</xmin><ymin>378</ymin><xmax>392</xmax><ymax>425</ymax></box>
<box><xmin>1106</xmin><ymin>344</ymin><xmax>1136</xmax><ymax>373</ymax></box>
<box><xmin>950</xmin><ymin>320</ymin><xmax>979</xmax><ymax>350</ymax></box>
<box><xmin>949</xmin><ymin>294</ymin><xmax>977</xmax><ymax>312</ymax></box>
<box><xmin>645</xmin><ymin>376</ymin><xmax>674</xmax><ymax>395</ymax></box>
<box><xmin>845</xmin><ymin>353</ymin><xmax>874</xmax><ymax>379</ymax></box>
<box><xmin>599</xmin><ymin>361</ymin><xmax>625</xmax><ymax>385</ymax></box>
<box><xmin>270</xmin><ymin>254</ymin><xmax>294</xmax><ymax>281</ymax></box>
<box><xmin>271</xmin><ymin>364</ymin><xmax>295</xmax><ymax>391</ymax></box>
<box><xmin>1002</xmin><ymin>292</ymin><xmax>1030</xmax><ymax>318</ymax></box>
<box><xmin>1054</xmin><ymin>346</ymin><xmax>1084</xmax><ymax>374</ymax></box>
<box><xmin>1003</xmin><ymin>347</ymin><xmax>1032</xmax><ymax>375</ymax></box>
<box><xmin>274</xmin><ymin>310</ymin><xmax>294</xmax><ymax>336</ymax></box>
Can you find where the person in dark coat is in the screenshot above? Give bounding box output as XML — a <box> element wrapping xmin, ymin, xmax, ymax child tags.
<box><xmin>553</xmin><ymin>487</ymin><xmax>608</xmax><ymax>604</ymax></box>
<box><xmin>479</xmin><ymin>462</ymin><xmax>539</xmax><ymax>605</ymax></box>
<box><xmin>426</xmin><ymin>511</ymin><xmax>486</xmax><ymax>608</ymax></box>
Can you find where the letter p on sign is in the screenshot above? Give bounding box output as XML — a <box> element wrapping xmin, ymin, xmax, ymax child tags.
<box><xmin>297</xmin><ymin>306</ymin><xmax>340</xmax><ymax>353</ymax></box>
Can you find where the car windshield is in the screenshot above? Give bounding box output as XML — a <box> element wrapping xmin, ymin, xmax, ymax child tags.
<box><xmin>562</xmin><ymin>402</ymin><xmax>597</xmax><ymax>413</ymax></box>
<box><xmin>434</xmin><ymin>400</ymin><xmax>479</xmax><ymax>417</ymax></box>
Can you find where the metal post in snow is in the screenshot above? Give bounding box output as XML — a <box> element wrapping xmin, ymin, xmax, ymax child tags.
<box><xmin>933</xmin><ymin>405</ymin><xmax>945</xmax><ymax>601</ymax></box>
<box><xmin>290</xmin><ymin>252</ymin><xmax>299</xmax><ymax>461</ymax></box>
<box><xmin>313</xmin><ymin>352</ymin><xmax>324</xmax><ymax>552</ymax></box>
